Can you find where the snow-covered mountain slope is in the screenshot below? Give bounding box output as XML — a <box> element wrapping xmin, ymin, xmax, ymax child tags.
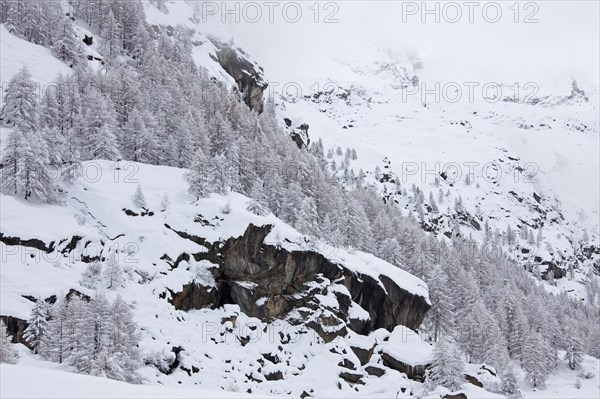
<box><xmin>135</xmin><ymin>0</ymin><xmax>599</xmax><ymax>293</ymax></box>
<box><xmin>1</xmin><ymin>160</ymin><xmax>434</xmax><ymax>397</ymax></box>
<box><xmin>1</xmin><ymin>1</ymin><xmax>599</xmax><ymax>398</ymax></box>
<box><xmin>0</xmin><ymin>24</ymin><xmax>70</xmax><ymax>92</ymax></box>
<box><xmin>272</xmin><ymin>46</ymin><xmax>600</xmax><ymax>295</ymax></box>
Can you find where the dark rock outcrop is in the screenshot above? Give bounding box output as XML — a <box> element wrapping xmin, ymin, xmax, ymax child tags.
<box><xmin>210</xmin><ymin>41</ymin><xmax>267</xmax><ymax>113</ymax></box>
<box><xmin>285</xmin><ymin>119</ymin><xmax>310</xmax><ymax>149</ymax></box>
<box><xmin>0</xmin><ymin>233</ymin><xmax>54</xmax><ymax>253</ymax></box>
<box><xmin>290</xmin><ymin>124</ymin><xmax>310</xmax><ymax>149</ymax></box>
<box><xmin>0</xmin><ymin>315</ymin><xmax>29</xmax><ymax>348</ymax></box>
<box><xmin>169</xmin><ymin>224</ymin><xmax>430</xmax><ymax>334</ymax></box>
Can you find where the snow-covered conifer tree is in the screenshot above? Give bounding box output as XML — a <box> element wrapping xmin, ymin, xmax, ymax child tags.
<box><xmin>0</xmin><ymin>320</ymin><xmax>18</xmax><ymax>364</ymax></box>
<box><xmin>427</xmin><ymin>338</ymin><xmax>464</xmax><ymax>391</ymax></box>
<box><xmin>0</xmin><ymin>66</ymin><xmax>37</xmax><ymax>131</ymax></box>
<box><xmin>23</xmin><ymin>299</ymin><xmax>50</xmax><ymax>354</ymax></box>
<box><xmin>52</xmin><ymin>17</ymin><xmax>80</xmax><ymax>67</ymax></box>
<box><xmin>103</xmin><ymin>252</ymin><xmax>126</xmax><ymax>290</ymax></box>
<box><xmin>132</xmin><ymin>184</ymin><xmax>147</xmax><ymax>209</ymax></box>
<box><xmin>186</xmin><ymin>148</ymin><xmax>211</xmax><ymax>199</ymax></box>
<box><xmin>522</xmin><ymin>331</ymin><xmax>550</xmax><ymax>388</ymax></box>
<box><xmin>564</xmin><ymin>334</ymin><xmax>584</xmax><ymax>370</ymax></box>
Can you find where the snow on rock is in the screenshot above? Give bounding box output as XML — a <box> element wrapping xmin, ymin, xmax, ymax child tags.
<box><xmin>380</xmin><ymin>325</ymin><xmax>433</xmax><ymax>381</ymax></box>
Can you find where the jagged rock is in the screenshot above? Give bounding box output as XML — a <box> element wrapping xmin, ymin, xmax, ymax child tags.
<box><xmin>365</xmin><ymin>366</ymin><xmax>386</xmax><ymax>377</ymax></box>
<box><xmin>338</xmin><ymin>358</ymin><xmax>357</xmax><ymax>370</ymax></box>
<box><xmin>542</xmin><ymin>261</ymin><xmax>566</xmax><ymax>279</ymax></box>
<box><xmin>210</xmin><ymin>41</ymin><xmax>267</xmax><ymax>113</ymax></box>
<box><xmin>350</xmin><ymin>344</ymin><xmax>375</xmax><ymax>366</ymax></box>
<box><xmin>169</xmin><ymin>224</ymin><xmax>430</xmax><ymax>334</ymax></box>
<box><xmin>153</xmin><ymin>346</ymin><xmax>184</xmax><ymax>375</ymax></box>
<box><xmin>169</xmin><ymin>283</ymin><xmax>218</xmax><ymax>311</ymax></box>
<box><xmin>262</xmin><ymin>352</ymin><xmax>280</xmax><ymax>364</ymax></box>
<box><xmin>290</xmin><ymin>124</ymin><xmax>310</xmax><ymax>149</ymax></box>
<box><xmin>264</xmin><ymin>371</ymin><xmax>284</xmax><ymax>381</ymax></box>
<box><xmin>221</xmin><ymin>314</ymin><xmax>238</xmax><ymax>326</ymax></box>
<box><xmin>339</xmin><ymin>371</ymin><xmax>364</xmax><ymax>384</ymax></box>
<box><xmin>61</xmin><ymin>235</ymin><xmax>82</xmax><ymax>254</ymax></box>
<box><xmin>65</xmin><ymin>289</ymin><xmax>91</xmax><ymax>302</ymax></box>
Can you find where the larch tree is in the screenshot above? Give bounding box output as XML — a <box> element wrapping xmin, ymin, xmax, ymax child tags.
<box><xmin>23</xmin><ymin>299</ymin><xmax>50</xmax><ymax>354</ymax></box>
<box><xmin>132</xmin><ymin>184</ymin><xmax>147</xmax><ymax>209</ymax></box>
<box><xmin>564</xmin><ymin>334</ymin><xmax>584</xmax><ymax>370</ymax></box>
<box><xmin>103</xmin><ymin>252</ymin><xmax>126</xmax><ymax>290</ymax></box>
<box><xmin>427</xmin><ymin>338</ymin><xmax>465</xmax><ymax>391</ymax></box>
<box><xmin>426</xmin><ymin>265</ymin><xmax>454</xmax><ymax>342</ymax></box>
<box><xmin>0</xmin><ymin>66</ymin><xmax>38</xmax><ymax>131</ymax></box>
<box><xmin>185</xmin><ymin>148</ymin><xmax>211</xmax><ymax>199</ymax></box>
<box><xmin>52</xmin><ymin>16</ymin><xmax>80</xmax><ymax>67</ymax></box>
<box><xmin>521</xmin><ymin>331</ymin><xmax>550</xmax><ymax>388</ymax></box>
<box><xmin>40</xmin><ymin>297</ymin><xmax>69</xmax><ymax>364</ymax></box>
<box><xmin>0</xmin><ymin>320</ymin><xmax>18</xmax><ymax>364</ymax></box>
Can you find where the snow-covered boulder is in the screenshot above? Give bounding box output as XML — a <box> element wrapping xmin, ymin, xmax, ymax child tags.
<box><xmin>380</xmin><ymin>325</ymin><xmax>433</xmax><ymax>381</ymax></box>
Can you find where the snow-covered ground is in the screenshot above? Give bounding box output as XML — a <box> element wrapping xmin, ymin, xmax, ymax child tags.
<box><xmin>3</xmin><ymin>344</ymin><xmax>599</xmax><ymax>399</ymax></box>
<box><xmin>1</xmin><ymin>348</ymin><xmax>255</xmax><ymax>398</ymax></box>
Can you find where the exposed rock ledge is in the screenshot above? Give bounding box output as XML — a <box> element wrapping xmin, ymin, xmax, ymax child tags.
<box><xmin>210</xmin><ymin>41</ymin><xmax>267</xmax><ymax>114</ymax></box>
<box><xmin>169</xmin><ymin>224</ymin><xmax>430</xmax><ymax>337</ymax></box>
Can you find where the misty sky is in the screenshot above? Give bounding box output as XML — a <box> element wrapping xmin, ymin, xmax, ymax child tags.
<box><xmin>218</xmin><ymin>1</ymin><xmax>599</xmax><ymax>88</ymax></box>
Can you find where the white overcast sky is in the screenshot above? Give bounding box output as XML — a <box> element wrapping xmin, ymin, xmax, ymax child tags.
<box><xmin>218</xmin><ymin>1</ymin><xmax>599</xmax><ymax>88</ymax></box>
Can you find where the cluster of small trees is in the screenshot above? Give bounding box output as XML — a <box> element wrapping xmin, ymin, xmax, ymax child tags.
<box><xmin>23</xmin><ymin>294</ymin><xmax>141</xmax><ymax>383</ymax></box>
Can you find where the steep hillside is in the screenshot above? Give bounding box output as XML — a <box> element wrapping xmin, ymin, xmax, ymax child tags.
<box><xmin>1</xmin><ymin>160</ymin><xmax>433</xmax><ymax>397</ymax></box>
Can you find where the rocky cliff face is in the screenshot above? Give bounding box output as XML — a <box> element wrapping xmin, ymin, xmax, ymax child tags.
<box><xmin>210</xmin><ymin>41</ymin><xmax>267</xmax><ymax>113</ymax></box>
<box><xmin>169</xmin><ymin>224</ymin><xmax>430</xmax><ymax>339</ymax></box>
